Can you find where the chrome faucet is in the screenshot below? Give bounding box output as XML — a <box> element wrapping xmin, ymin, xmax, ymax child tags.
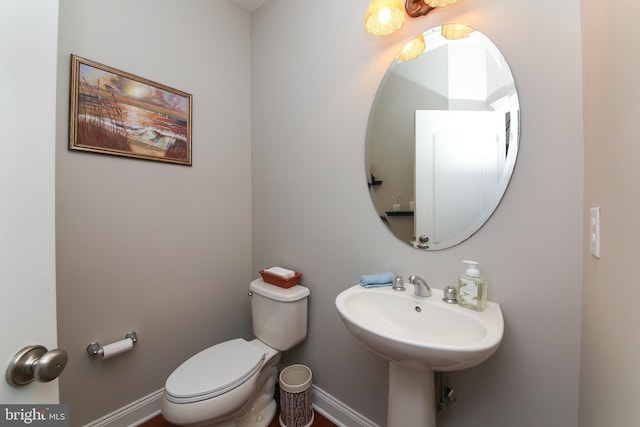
<box><xmin>408</xmin><ymin>275</ymin><xmax>431</xmax><ymax>297</ymax></box>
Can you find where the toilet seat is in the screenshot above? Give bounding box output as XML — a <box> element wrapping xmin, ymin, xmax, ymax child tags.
<box><xmin>165</xmin><ymin>338</ymin><xmax>265</xmax><ymax>404</ymax></box>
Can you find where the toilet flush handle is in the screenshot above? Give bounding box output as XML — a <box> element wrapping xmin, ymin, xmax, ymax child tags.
<box><xmin>248</xmin><ymin>291</ymin><xmax>253</xmax><ymax>298</ymax></box>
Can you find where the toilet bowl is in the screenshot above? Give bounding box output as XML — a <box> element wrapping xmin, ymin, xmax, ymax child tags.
<box><xmin>162</xmin><ymin>279</ymin><xmax>310</xmax><ymax>426</ymax></box>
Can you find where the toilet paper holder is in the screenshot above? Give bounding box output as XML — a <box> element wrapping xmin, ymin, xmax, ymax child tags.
<box><xmin>87</xmin><ymin>331</ymin><xmax>138</xmax><ymax>358</ymax></box>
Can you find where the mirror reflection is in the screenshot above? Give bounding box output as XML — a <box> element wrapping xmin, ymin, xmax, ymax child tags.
<box><xmin>365</xmin><ymin>24</ymin><xmax>520</xmax><ymax>250</ymax></box>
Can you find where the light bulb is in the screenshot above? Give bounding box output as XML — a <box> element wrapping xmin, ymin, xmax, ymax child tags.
<box><xmin>364</xmin><ymin>0</ymin><xmax>406</xmax><ymax>36</ymax></box>
<box><xmin>378</xmin><ymin>8</ymin><xmax>391</xmax><ymax>25</ymax></box>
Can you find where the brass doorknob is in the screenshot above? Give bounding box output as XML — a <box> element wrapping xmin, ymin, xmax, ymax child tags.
<box><xmin>6</xmin><ymin>345</ymin><xmax>68</xmax><ymax>387</ymax></box>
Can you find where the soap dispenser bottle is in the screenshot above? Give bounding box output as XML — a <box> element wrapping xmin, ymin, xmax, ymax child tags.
<box><xmin>457</xmin><ymin>260</ymin><xmax>487</xmax><ymax>311</ymax></box>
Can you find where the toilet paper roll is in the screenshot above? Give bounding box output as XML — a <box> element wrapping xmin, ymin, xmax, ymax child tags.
<box><xmin>101</xmin><ymin>338</ymin><xmax>133</xmax><ymax>359</ymax></box>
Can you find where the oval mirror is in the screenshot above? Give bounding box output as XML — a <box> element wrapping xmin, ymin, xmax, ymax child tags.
<box><xmin>365</xmin><ymin>24</ymin><xmax>520</xmax><ymax>250</ymax></box>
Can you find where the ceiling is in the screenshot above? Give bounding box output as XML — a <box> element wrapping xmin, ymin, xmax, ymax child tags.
<box><xmin>230</xmin><ymin>0</ymin><xmax>268</xmax><ymax>13</ymax></box>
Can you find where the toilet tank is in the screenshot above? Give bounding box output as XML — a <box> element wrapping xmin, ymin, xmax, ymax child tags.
<box><xmin>249</xmin><ymin>279</ymin><xmax>310</xmax><ymax>351</ymax></box>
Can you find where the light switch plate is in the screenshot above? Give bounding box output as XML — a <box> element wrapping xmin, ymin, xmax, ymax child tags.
<box><xmin>590</xmin><ymin>207</ymin><xmax>600</xmax><ymax>258</ymax></box>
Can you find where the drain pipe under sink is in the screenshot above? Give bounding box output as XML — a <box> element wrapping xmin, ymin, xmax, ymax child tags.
<box><xmin>436</xmin><ymin>372</ymin><xmax>457</xmax><ymax>413</ymax></box>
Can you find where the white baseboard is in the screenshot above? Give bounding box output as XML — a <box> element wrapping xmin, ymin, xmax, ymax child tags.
<box><xmin>84</xmin><ymin>385</ymin><xmax>379</xmax><ymax>427</ymax></box>
<box><xmin>311</xmin><ymin>385</ymin><xmax>380</xmax><ymax>427</ymax></box>
<box><xmin>83</xmin><ymin>389</ymin><xmax>164</xmax><ymax>427</ymax></box>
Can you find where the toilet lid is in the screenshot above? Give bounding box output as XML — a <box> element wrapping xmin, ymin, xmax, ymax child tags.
<box><xmin>165</xmin><ymin>338</ymin><xmax>265</xmax><ymax>403</ymax></box>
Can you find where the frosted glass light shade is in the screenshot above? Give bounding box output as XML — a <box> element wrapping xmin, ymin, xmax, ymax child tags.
<box><xmin>396</xmin><ymin>34</ymin><xmax>425</xmax><ymax>61</ymax></box>
<box><xmin>365</xmin><ymin>0</ymin><xmax>406</xmax><ymax>36</ymax></box>
<box><xmin>441</xmin><ymin>23</ymin><xmax>474</xmax><ymax>40</ymax></box>
<box><xmin>424</xmin><ymin>0</ymin><xmax>460</xmax><ymax>7</ymax></box>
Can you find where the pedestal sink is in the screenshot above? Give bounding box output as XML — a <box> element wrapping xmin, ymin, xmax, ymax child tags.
<box><xmin>335</xmin><ymin>283</ymin><xmax>503</xmax><ymax>427</ymax></box>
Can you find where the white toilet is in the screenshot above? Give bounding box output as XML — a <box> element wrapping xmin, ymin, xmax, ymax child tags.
<box><xmin>162</xmin><ymin>278</ymin><xmax>310</xmax><ymax>426</ymax></box>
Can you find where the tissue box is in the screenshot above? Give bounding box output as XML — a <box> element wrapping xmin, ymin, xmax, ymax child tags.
<box><xmin>259</xmin><ymin>269</ymin><xmax>303</xmax><ymax>288</ymax></box>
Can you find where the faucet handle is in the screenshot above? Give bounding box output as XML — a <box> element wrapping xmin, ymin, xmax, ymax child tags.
<box><xmin>392</xmin><ymin>275</ymin><xmax>405</xmax><ymax>291</ymax></box>
<box><xmin>443</xmin><ymin>286</ymin><xmax>458</xmax><ymax>304</ymax></box>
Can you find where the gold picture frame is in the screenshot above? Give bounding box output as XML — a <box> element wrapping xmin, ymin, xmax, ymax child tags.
<box><xmin>69</xmin><ymin>55</ymin><xmax>192</xmax><ymax>165</ymax></box>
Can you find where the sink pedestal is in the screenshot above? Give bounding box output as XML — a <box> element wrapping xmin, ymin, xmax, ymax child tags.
<box><xmin>336</xmin><ymin>285</ymin><xmax>504</xmax><ymax>426</ymax></box>
<box><xmin>388</xmin><ymin>362</ymin><xmax>436</xmax><ymax>427</ymax></box>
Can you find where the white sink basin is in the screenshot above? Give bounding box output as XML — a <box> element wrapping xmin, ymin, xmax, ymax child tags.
<box><xmin>335</xmin><ymin>284</ymin><xmax>504</xmax><ymax>371</ymax></box>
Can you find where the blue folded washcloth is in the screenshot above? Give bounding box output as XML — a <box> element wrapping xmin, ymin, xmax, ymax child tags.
<box><xmin>359</xmin><ymin>272</ymin><xmax>395</xmax><ymax>288</ymax></box>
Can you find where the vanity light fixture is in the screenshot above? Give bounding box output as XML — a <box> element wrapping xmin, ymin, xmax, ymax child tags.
<box><xmin>364</xmin><ymin>0</ymin><xmax>406</xmax><ymax>36</ymax></box>
<box><xmin>396</xmin><ymin>34</ymin><xmax>425</xmax><ymax>61</ymax></box>
<box><xmin>395</xmin><ymin>23</ymin><xmax>474</xmax><ymax>62</ymax></box>
<box><xmin>441</xmin><ymin>22</ymin><xmax>474</xmax><ymax>40</ymax></box>
<box><xmin>365</xmin><ymin>0</ymin><xmax>461</xmax><ymax>36</ymax></box>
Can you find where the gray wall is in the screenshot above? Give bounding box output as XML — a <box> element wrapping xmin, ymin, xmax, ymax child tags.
<box><xmin>579</xmin><ymin>1</ymin><xmax>640</xmax><ymax>425</ymax></box>
<box><xmin>51</xmin><ymin>0</ymin><xmax>591</xmax><ymax>426</ymax></box>
<box><xmin>55</xmin><ymin>1</ymin><xmax>253</xmax><ymax>424</ymax></box>
<box><xmin>251</xmin><ymin>0</ymin><xmax>583</xmax><ymax>426</ymax></box>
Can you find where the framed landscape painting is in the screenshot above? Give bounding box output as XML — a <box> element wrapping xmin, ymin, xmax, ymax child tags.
<box><xmin>69</xmin><ymin>55</ymin><xmax>192</xmax><ymax>165</ymax></box>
